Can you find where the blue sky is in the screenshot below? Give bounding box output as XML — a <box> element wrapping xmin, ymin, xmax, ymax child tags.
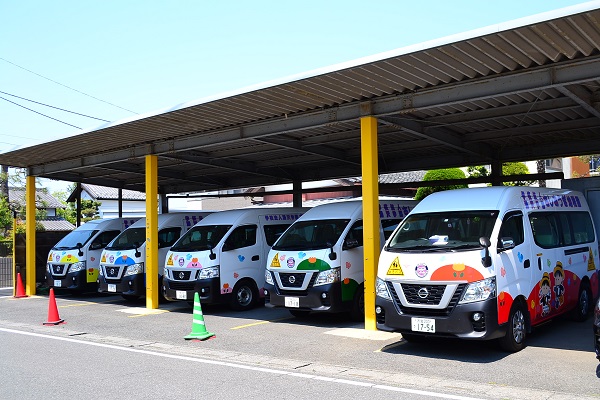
<box><xmin>0</xmin><ymin>0</ymin><xmax>593</xmax><ymax>192</ymax></box>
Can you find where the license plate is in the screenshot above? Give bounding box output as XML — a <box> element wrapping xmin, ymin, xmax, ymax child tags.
<box><xmin>54</xmin><ymin>280</ymin><xmax>61</xmax><ymax>287</ymax></box>
<box><xmin>285</xmin><ymin>297</ymin><xmax>300</xmax><ymax>308</ymax></box>
<box><xmin>176</xmin><ymin>290</ymin><xmax>187</xmax><ymax>300</ymax></box>
<box><xmin>411</xmin><ymin>317</ymin><xmax>435</xmax><ymax>333</ymax></box>
<box><xmin>108</xmin><ymin>284</ymin><xmax>116</xmax><ymax>293</ymax></box>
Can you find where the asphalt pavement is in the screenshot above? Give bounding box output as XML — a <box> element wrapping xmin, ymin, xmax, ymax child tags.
<box><xmin>1</xmin><ymin>286</ymin><xmax>599</xmax><ymax>400</ymax></box>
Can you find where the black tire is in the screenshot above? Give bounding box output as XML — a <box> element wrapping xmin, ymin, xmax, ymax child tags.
<box><xmin>498</xmin><ymin>301</ymin><xmax>527</xmax><ymax>352</ymax></box>
<box><xmin>289</xmin><ymin>309</ymin><xmax>311</xmax><ymax>318</ymax></box>
<box><xmin>121</xmin><ymin>294</ymin><xmax>141</xmax><ymax>302</ymax></box>
<box><xmin>349</xmin><ymin>284</ymin><xmax>365</xmax><ymax>321</ymax></box>
<box><xmin>572</xmin><ymin>281</ymin><xmax>592</xmax><ymax>322</ymax></box>
<box><xmin>229</xmin><ymin>279</ymin><xmax>258</xmax><ymax>311</ymax></box>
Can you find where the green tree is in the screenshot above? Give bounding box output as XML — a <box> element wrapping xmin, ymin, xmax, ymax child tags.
<box><xmin>58</xmin><ymin>199</ymin><xmax>101</xmax><ymax>224</ymax></box>
<box><xmin>415</xmin><ymin>168</ymin><xmax>468</xmax><ymax>201</ymax></box>
<box><xmin>467</xmin><ymin>162</ymin><xmax>534</xmax><ymax>186</ymax></box>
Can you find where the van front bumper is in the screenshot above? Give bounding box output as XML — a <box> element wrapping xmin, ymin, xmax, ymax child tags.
<box><xmin>98</xmin><ymin>274</ymin><xmax>145</xmax><ymax>297</ymax></box>
<box><xmin>375</xmin><ymin>296</ymin><xmax>505</xmax><ymax>340</ymax></box>
<box><xmin>162</xmin><ymin>277</ymin><xmax>221</xmax><ymax>304</ymax></box>
<box><xmin>46</xmin><ymin>269</ymin><xmax>95</xmax><ymax>291</ymax></box>
<box><xmin>264</xmin><ymin>281</ymin><xmax>347</xmax><ymax>313</ymax></box>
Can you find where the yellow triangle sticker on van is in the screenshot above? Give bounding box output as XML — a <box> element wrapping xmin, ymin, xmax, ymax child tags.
<box><xmin>101</xmin><ymin>253</ymin><xmax>106</xmax><ymax>263</ymax></box>
<box><xmin>167</xmin><ymin>254</ymin><xmax>173</xmax><ymax>266</ymax></box>
<box><xmin>387</xmin><ymin>257</ymin><xmax>404</xmax><ymax>275</ymax></box>
<box><xmin>271</xmin><ymin>253</ymin><xmax>281</xmax><ymax>268</ymax></box>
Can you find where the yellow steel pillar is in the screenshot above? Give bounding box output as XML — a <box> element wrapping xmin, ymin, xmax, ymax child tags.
<box><xmin>145</xmin><ymin>155</ymin><xmax>159</xmax><ymax>309</ymax></box>
<box><xmin>360</xmin><ymin>116</ymin><xmax>380</xmax><ymax>330</ymax></box>
<box><xmin>25</xmin><ymin>175</ymin><xmax>36</xmax><ymax>295</ymax></box>
<box><xmin>12</xmin><ymin>210</ymin><xmax>17</xmax><ymax>297</ymax></box>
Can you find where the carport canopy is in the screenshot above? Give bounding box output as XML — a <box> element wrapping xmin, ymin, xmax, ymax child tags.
<box><xmin>2</xmin><ymin>3</ymin><xmax>600</xmax><ymax>319</ymax></box>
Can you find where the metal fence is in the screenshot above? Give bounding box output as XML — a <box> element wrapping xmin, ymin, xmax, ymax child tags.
<box><xmin>0</xmin><ymin>257</ymin><xmax>13</xmax><ymax>288</ymax></box>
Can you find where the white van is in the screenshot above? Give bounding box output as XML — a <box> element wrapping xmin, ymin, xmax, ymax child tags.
<box><xmin>376</xmin><ymin>186</ymin><xmax>600</xmax><ymax>352</ymax></box>
<box><xmin>46</xmin><ymin>218</ymin><xmax>139</xmax><ymax>292</ymax></box>
<box><xmin>264</xmin><ymin>198</ymin><xmax>417</xmax><ymax>320</ymax></box>
<box><xmin>162</xmin><ymin>207</ymin><xmax>307</xmax><ymax>310</ymax></box>
<box><xmin>98</xmin><ymin>212</ymin><xmax>212</xmax><ymax>300</ymax></box>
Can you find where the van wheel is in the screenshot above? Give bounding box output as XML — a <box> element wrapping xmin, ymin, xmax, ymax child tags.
<box><xmin>230</xmin><ymin>280</ymin><xmax>258</xmax><ymax>311</ymax></box>
<box><xmin>349</xmin><ymin>284</ymin><xmax>365</xmax><ymax>321</ymax></box>
<box><xmin>498</xmin><ymin>302</ymin><xmax>527</xmax><ymax>352</ymax></box>
<box><xmin>289</xmin><ymin>309</ymin><xmax>310</xmax><ymax>318</ymax></box>
<box><xmin>572</xmin><ymin>281</ymin><xmax>592</xmax><ymax>322</ymax></box>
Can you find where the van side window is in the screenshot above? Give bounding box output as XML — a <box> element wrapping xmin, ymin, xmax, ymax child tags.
<box><xmin>381</xmin><ymin>219</ymin><xmax>401</xmax><ymax>240</ymax></box>
<box><xmin>225</xmin><ymin>225</ymin><xmax>257</xmax><ymax>250</ymax></box>
<box><xmin>91</xmin><ymin>230</ymin><xmax>121</xmax><ymax>249</ymax></box>
<box><xmin>264</xmin><ymin>224</ymin><xmax>291</xmax><ymax>246</ymax></box>
<box><xmin>499</xmin><ymin>212</ymin><xmax>524</xmax><ymax>247</ymax></box>
<box><xmin>569</xmin><ymin>212</ymin><xmax>596</xmax><ymax>244</ymax></box>
<box><xmin>158</xmin><ymin>227</ymin><xmax>182</xmax><ymax>248</ymax></box>
<box><xmin>344</xmin><ymin>220</ymin><xmax>364</xmax><ymax>248</ymax></box>
<box><xmin>530</xmin><ymin>211</ymin><xmax>595</xmax><ymax>248</ymax></box>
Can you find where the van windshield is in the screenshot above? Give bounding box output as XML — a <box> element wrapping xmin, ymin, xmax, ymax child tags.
<box><xmin>52</xmin><ymin>229</ymin><xmax>99</xmax><ymax>250</ymax></box>
<box><xmin>272</xmin><ymin>219</ymin><xmax>350</xmax><ymax>251</ymax></box>
<box><xmin>105</xmin><ymin>228</ymin><xmax>146</xmax><ymax>250</ymax></box>
<box><xmin>386</xmin><ymin>211</ymin><xmax>498</xmax><ymax>251</ymax></box>
<box><xmin>170</xmin><ymin>225</ymin><xmax>232</xmax><ymax>252</ymax></box>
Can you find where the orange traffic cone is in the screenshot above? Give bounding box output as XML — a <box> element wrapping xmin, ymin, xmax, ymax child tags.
<box><xmin>14</xmin><ymin>273</ymin><xmax>28</xmax><ymax>298</ymax></box>
<box><xmin>184</xmin><ymin>292</ymin><xmax>215</xmax><ymax>340</ymax></box>
<box><xmin>43</xmin><ymin>288</ymin><xmax>64</xmax><ymax>325</ymax></box>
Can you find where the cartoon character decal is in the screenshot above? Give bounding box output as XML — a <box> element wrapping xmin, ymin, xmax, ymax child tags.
<box><xmin>430</xmin><ymin>263</ymin><xmax>484</xmax><ymax>282</ymax></box>
<box><xmin>187</xmin><ymin>257</ymin><xmax>201</xmax><ymax>268</ymax></box>
<box><xmin>553</xmin><ymin>262</ymin><xmax>565</xmax><ymax>310</ymax></box>
<box><xmin>538</xmin><ymin>272</ymin><xmax>552</xmax><ymax>317</ymax></box>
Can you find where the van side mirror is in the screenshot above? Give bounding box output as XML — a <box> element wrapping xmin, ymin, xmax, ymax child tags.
<box><xmin>498</xmin><ymin>237</ymin><xmax>515</xmax><ymax>251</ymax></box>
<box><xmin>89</xmin><ymin>242</ymin><xmax>102</xmax><ymax>251</ymax></box>
<box><xmin>208</xmin><ymin>243</ymin><xmax>216</xmax><ymax>260</ymax></box>
<box><xmin>134</xmin><ymin>242</ymin><xmax>141</xmax><ymax>258</ymax></box>
<box><xmin>344</xmin><ymin>238</ymin><xmax>360</xmax><ymax>249</ymax></box>
<box><xmin>326</xmin><ymin>241</ymin><xmax>337</xmax><ymax>260</ymax></box>
<box><xmin>479</xmin><ymin>237</ymin><xmax>492</xmax><ymax>268</ymax></box>
<box><xmin>76</xmin><ymin>242</ymin><xmax>84</xmax><ymax>257</ymax></box>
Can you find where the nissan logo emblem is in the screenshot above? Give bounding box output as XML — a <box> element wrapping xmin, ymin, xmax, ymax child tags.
<box><xmin>109</xmin><ymin>268</ymin><xmax>115</xmax><ymax>275</ymax></box>
<box><xmin>288</xmin><ymin>276</ymin><xmax>296</xmax><ymax>284</ymax></box>
<box><xmin>179</xmin><ymin>272</ymin><xmax>185</xmax><ymax>279</ymax></box>
<box><xmin>417</xmin><ymin>288</ymin><xmax>429</xmax><ymax>299</ymax></box>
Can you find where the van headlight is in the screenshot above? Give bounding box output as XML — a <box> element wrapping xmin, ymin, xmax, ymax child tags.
<box><xmin>265</xmin><ymin>270</ymin><xmax>274</xmax><ymax>285</ymax></box>
<box><xmin>313</xmin><ymin>267</ymin><xmax>340</xmax><ymax>286</ymax></box>
<box><xmin>459</xmin><ymin>277</ymin><xmax>496</xmax><ymax>304</ymax></box>
<box><xmin>376</xmin><ymin>277</ymin><xmax>392</xmax><ymax>300</ymax></box>
<box><xmin>69</xmin><ymin>261</ymin><xmax>86</xmax><ymax>273</ymax></box>
<box><xmin>124</xmin><ymin>263</ymin><xmax>144</xmax><ymax>276</ymax></box>
<box><xmin>198</xmin><ymin>266</ymin><xmax>219</xmax><ymax>279</ymax></box>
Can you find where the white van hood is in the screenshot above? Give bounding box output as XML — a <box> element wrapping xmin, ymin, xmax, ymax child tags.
<box><xmin>378</xmin><ymin>249</ymin><xmax>494</xmax><ymax>282</ymax></box>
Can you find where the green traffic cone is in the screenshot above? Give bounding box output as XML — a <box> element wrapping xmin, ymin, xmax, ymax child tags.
<box><xmin>184</xmin><ymin>292</ymin><xmax>215</xmax><ymax>340</ymax></box>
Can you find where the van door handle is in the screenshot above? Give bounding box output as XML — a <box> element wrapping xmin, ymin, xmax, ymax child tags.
<box><xmin>252</xmin><ymin>255</ymin><xmax>260</xmax><ymax>261</ymax></box>
<box><xmin>537</xmin><ymin>257</ymin><xmax>542</xmax><ymax>271</ymax></box>
<box><xmin>524</xmin><ymin>259</ymin><xmax>530</xmax><ymax>268</ymax></box>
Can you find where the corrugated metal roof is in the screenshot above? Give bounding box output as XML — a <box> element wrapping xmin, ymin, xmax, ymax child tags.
<box><xmin>1</xmin><ymin>3</ymin><xmax>599</xmax><ymax>194</ymax></box>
